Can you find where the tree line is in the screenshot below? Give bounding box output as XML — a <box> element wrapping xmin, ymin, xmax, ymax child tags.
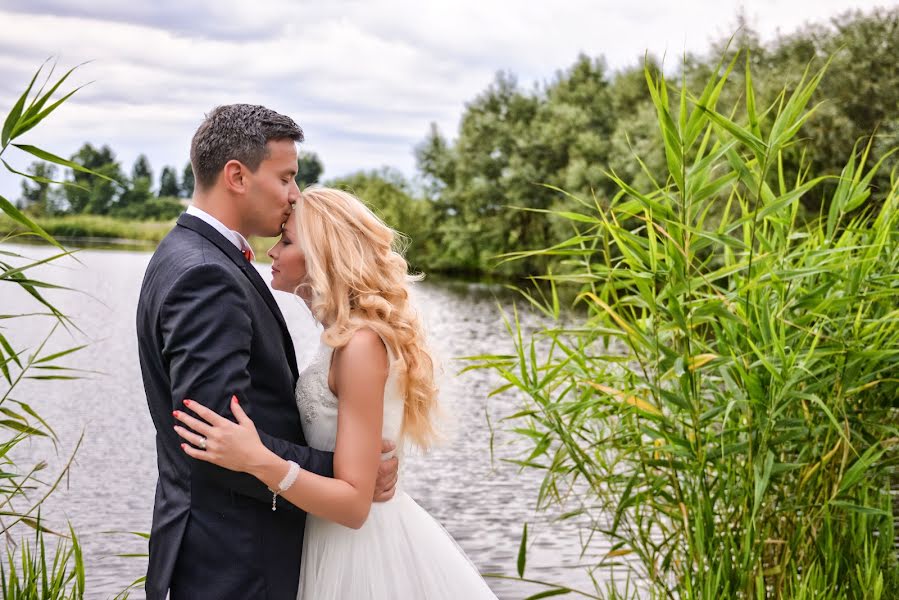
<box><xmin>18</xmin><ymin>146</ymin><xmax>324</xmax><ymax>221</ymax></box>
<box><xmin>17</xmin><ymin>7</ymin><xmax>899</xmax><ymax>278</ymax></box>
<box><xmin>335</xmin><ymin>8</ymin><xmax>899</xmax><ymax>278</ymax></box>
<box><xmin>19</xmin><ymin>147</ymin><xmax>193</xmax><ymax>220</ymax></box>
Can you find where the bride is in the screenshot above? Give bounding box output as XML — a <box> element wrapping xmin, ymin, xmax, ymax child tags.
<box><xmin>172</xmin><ymin>187</ymin><xmax>498</xmax><ymax>599</ymax></box>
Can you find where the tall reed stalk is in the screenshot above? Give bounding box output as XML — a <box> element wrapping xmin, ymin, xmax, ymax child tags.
<box><xmin>0</xmin><ymin>59</ymin><xmax>113</xmax><ymax>599</ymax></box>
<box><xmin>470</xmin><ymin>51</ymin><xmax>899</xmax><ymax>599</ymax></box>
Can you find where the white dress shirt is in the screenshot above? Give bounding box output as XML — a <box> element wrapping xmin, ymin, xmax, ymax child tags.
<box><xmin>185</xmin><ymin>205</ymin><xmax>255</xmax><ymax>260</ymax></box>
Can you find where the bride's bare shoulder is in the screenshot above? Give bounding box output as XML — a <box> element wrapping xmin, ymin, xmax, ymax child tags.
<box><xmin>336</xmin><ymin>328</ymin><xmax>388</xmax><ymax>376</ymax></box>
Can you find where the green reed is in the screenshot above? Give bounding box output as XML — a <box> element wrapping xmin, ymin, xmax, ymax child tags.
<box><xmin>0</xmin><ymin>521</ymin><xmax>85</xmax><ymax>600</ymax></box>
<box><xmin>469</xmin><ymin>51</ymin><xmax>899</xmax><ymax>599</ymax></box>
<box><xmin>0</xmin><ymin>59</ymin><xmax>115</xmax><ymax>598</ymax></box>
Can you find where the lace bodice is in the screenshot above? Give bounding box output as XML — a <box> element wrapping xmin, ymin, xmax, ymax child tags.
<box><xmin>295</xmin><ymin>340</ymin><xmax>405</xmax><ymax>454</ymax></box>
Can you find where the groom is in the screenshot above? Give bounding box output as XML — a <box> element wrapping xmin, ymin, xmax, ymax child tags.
<box><xmin>137</xmin><ymin>104</ymin><xmax>399</xmax><ymax>600</ymax></box>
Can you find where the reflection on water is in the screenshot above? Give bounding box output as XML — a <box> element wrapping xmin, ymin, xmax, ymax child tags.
<box><xmin>2</xmin><ymin>244</ymin><xmax>606</xmax><ymax>599</ymax></box>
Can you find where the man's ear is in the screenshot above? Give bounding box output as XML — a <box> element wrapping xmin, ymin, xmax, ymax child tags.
<box><xmin>222</xmin><ymin>160</ymin><xmax>247</xmax><ymax>193</ymax></box>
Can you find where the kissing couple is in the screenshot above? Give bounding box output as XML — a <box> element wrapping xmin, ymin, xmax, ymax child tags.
<box><xmin>137</xmin><ymin>104</ymin><xmax>499</xmax><ymax>599</ymax></box>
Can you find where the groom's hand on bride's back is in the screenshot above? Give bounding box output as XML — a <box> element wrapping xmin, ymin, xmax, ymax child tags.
<box><xmin>374</xmin><ymin>439</ymin><xmax>399</xmax><ymax>502</ymax></box>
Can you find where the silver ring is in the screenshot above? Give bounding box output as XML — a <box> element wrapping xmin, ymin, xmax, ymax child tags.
<box><xmin>199</xmin><ymin>437</ymin><xmax>207</xmax><ymax>450</ymax></box>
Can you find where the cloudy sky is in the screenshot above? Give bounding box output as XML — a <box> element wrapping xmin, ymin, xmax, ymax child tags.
<box><xmin>0</xmin><ymin>0</ymin><xmax>893</xmax><ymax>200</ymax></box>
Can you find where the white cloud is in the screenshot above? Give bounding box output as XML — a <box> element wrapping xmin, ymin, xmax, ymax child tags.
<box><xmin>0</xmin><ymin>0</ymin><xmax>893</xmax><ymax>201</ymax></box>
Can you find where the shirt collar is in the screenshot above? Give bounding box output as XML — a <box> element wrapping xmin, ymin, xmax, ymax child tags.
<box><xmin>185</xmin><ymin>205</ymin><xmax>255</xmax><ymax>260</ymax></box>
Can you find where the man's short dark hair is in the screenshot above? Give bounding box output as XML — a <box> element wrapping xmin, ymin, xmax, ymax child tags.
<box><xmin>189</xmin><ymin>104</ymin><xmax>304</xmax><ymax>190</ymax></box>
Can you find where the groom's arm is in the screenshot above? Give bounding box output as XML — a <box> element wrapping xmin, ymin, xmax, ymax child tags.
<box><xmin>161</xmin><ymin>262</ymin><xmax>333</xmax><ymax>505</ymax></box>
<box><xmin>255</xmin><ymin>430</ymin><xmax>333</xmax><ymax>479</ymax></box>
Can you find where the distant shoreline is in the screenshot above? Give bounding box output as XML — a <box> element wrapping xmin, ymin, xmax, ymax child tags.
<box><xmin>0</xmin><ymin>214</ymin><xmax>500</xmax><ymax>284</ymax></box>
<box><xmin>1</xmin><ymin>215</ymin><xmax>510</xmax><ymax>282</ymax></box>
<box><xmin>0</xmin><ymin>214</ymin><xmax>279</xmax><ymax>259</ymax></box>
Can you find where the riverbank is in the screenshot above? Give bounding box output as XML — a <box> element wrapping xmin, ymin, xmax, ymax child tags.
<box><xmin>0</xmin><ymin>214</ymin><xmax>280</xmax><ymax>260</ymax></box>
<box><xmin>0</xmin><ymin>214</ymin><xmax>522</xmax><ymax>283</ymax></box>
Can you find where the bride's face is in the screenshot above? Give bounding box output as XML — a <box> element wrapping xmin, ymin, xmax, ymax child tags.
<box><xmin>267</xmin><ymin>211</ymin><xmax>310</xmax><ymax>299</ymax></box>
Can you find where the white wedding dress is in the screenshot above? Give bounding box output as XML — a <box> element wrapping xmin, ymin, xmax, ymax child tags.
<box><xmin>294</xmin><ymin>340</ymin><xmax>498</xmax><ymax>600</ymax></box>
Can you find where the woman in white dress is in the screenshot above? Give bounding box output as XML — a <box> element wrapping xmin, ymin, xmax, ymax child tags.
<box><xmin>173</xmin><ymin>187</ymin><xmax>498</xmax><ymax>599</ymax></box>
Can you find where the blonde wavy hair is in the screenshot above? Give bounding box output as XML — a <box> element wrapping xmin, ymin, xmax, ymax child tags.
<box><xmin>294</xmin><ymin>186</ymin><xmax>438</xmax><ymax>449</ymax></box>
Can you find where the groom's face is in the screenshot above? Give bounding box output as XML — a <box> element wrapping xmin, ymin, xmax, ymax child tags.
<box><xmin>244</xmin><ymin>139</ymin><xmax>300</xmax><ymax>237</ymax></box>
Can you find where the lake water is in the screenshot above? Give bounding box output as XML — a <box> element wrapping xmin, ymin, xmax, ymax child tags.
<box><xmin>1</xmin><ymin>243</ymin><xmax>611</xmax><ymax>599</ymax></box>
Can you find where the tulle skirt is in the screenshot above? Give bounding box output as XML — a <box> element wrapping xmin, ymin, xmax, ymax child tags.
<box><xmin>298</xmin><ymin>490</ymin><xmax>497</xmax><ymax>599</ymax></box>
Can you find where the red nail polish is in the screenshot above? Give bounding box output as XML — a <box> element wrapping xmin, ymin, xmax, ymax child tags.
<box><xmin>183</xmin><ymin>399</ymin><xmax>191</xmax><ymax>406</ymax></box>
<box><xmin>232</xmin><ymin>395</ymin><xmax>239</xmax><ymax>404</ymax></box>
<box><xmin>173</xmin><ymin>411</ymin><xmax>179</xmax><ymax>417</ymax></box>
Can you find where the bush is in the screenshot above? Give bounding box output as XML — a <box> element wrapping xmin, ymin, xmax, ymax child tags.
<box><xmin>111</xmin><ymin>196</ymin><xmax>185</xmax><ymax>221</ymax></box>
<box><xmin>471</xmin><ymin>51</ymin><xmax>899</xmax><ymax>598</ymax></box>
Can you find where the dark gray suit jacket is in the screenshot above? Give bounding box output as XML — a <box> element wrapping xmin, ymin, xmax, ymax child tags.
<box><xmin>137</xmin><ymin>213</ymin><xmax>333</xmax><ymax>600</ymax></box>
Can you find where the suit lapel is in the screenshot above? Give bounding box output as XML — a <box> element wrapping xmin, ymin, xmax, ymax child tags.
<box><xmin>176</xmin><ymin>214</ymin><xmax>299</xmax><ymax>381</ymax></box>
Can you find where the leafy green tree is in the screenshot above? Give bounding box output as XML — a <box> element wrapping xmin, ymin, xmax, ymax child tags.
<box><xmin>417</xmin><ymin>71</ymin><xmax>546</xmax><ymax>274</ymax></box>
<box><xmin>181</xmin><ymin>162</ymin><xmax>195</xmax><ymax>198</ymax></box>
<box><xmin>417</xmin><ymin>62</ymin><xmax>623</xmax><ymax>275</ymax></box>
<box><xmin>115</xmin><ymin>175</ymin><xmax>153</xmax><ymax>214</ymax></box>
<box><xmin>115</xmin><ymin>154</ymin><xmax>156</xmax><ymax>215</ymax></box>
<box><xmin>296</xmin><ymin>151</ymin><xmax>323</xmax><ymax>188</ymax></box>
<box><xmin>413</xmin><ymin>8</ymin><xmax>899</xmax><ymax>280</ymax></box>
<box><xmin>158</xmin><ymin>166</ymin><xmax>180</xmax><ymax>198</ymax></box>
<box><xmin>537</xmin><ymin>54</ymin><xmax>616</xmax><ymax>197</ymax></box>
<box><xmin>415</xmin><ymin>123</ymin><xmax>455</xmax><ymax>200</ymax></box>
<box><xmin>686</xmin><ymin>8</ymin><xmax>899</xmax><ymax>213</ymax></box>
<box><xmin>63</xmin><ymin>143</ymin><xmax>123</xmax><ymax>214</ymax></box>
<box><xmin>327</xmin><ymin>168</ymin><xmax>436</xmax><ymax>270</ymax></box>
<box><xmin>131</xmin><ymin>154</ymin><xmax>153</xmax><ymax>186</ymax></box>
<box><xmin>791</xmin><ymin>8</ymin><xmax>899</xmax><ymax>207</ymax></box>
<box><xmin>17</xmin><ymin>162</ymin><xmax>58</xmax><ymax>216</ymax></box>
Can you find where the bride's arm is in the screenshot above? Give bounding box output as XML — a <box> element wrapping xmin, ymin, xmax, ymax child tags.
<box><xmin>255</xmin><ymin>329</ymin><xmax>387</xmax><ymax>528</ymax></box>
<box><xmin>174</xmin><ymin>329</ymin><xmax>388</xmax><ymax>529</ymax></box>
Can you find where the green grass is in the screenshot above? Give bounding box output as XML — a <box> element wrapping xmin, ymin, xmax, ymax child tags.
<box><xmin>0</xmin><ymin>523</ymin><xmax>85</xmax><ymax>600</ymax></box>
<box><xmin>0</xmin><ymin>213</ymin><xmax>174</xmax><ymax>243</ymax></box>
<box><xmin>469</xmin><ymin>51</ymin><xmax>899</xmax><ymax>599</ymax></box>
<box><xmin>0</xmin><ymin>214</ymin><xmax>281</xmax><ymax>260</ymax></box>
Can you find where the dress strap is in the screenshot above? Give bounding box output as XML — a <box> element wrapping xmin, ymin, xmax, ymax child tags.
<box><xmin>377</xmin><ymin>333</ymin><xmax>396</xmax><ymax>365</ymax></box>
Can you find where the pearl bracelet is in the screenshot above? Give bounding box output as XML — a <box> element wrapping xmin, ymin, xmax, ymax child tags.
<box><xmin>270</xmin><ymin>460</ymin><xmax>300</xmax><ymax>511</ymax></box>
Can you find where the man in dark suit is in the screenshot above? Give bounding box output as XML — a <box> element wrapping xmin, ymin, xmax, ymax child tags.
<box><xmin>137</xmin><ymin>104</ymin><xmax>398</xmax><ymax>600</ymax></box>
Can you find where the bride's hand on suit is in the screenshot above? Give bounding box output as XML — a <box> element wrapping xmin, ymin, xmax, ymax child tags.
<box><xmin>173</xmin><ymin>396</ymin><xmax>267</xmax><ymax>473</ymax></box>
<box><xmin>173</xmin><ymin>396</ymin><xmax>400</xmax><ymax>501</ymax></box>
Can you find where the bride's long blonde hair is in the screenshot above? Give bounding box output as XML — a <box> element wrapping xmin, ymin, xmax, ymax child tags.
<box><xmin>294</xmin><ymin>186</ymin><xmax>438</xmax><ymax>449</ymax></box>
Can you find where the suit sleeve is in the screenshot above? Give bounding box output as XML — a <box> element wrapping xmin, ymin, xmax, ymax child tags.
<box><xmin>160</xmin><ymin>262</ymin><xmax>334</xmax><ymax>506</ymax></box>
